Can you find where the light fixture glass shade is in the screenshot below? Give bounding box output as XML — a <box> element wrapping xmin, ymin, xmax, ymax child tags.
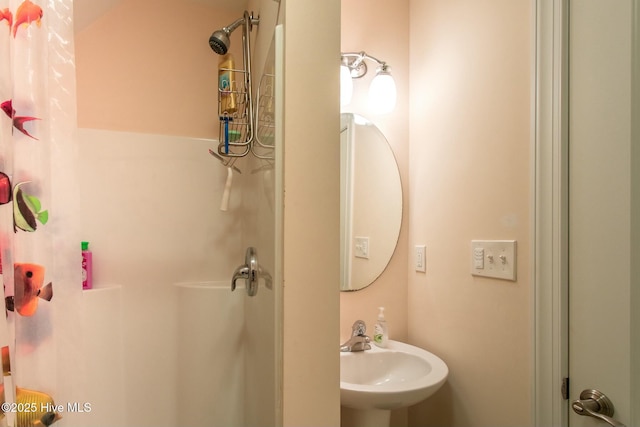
<box><xmin>340</xmin><ymin>65</ymin><xmax>353</xmax><ymax>107</ymax></box>
<box><xmin>368</xmin><ymin>72</ymin><xmax>396</xmax><ymax>114</ymax></box>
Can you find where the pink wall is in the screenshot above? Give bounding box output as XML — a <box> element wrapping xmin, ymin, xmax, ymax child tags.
<box><xmin>75</xmin><ymin>0</ymin><xmax>241</xmax><ymax>137</ymax></box>
<box><xmin>340</xmin><ymin>0</ymin><xmax>410</xmax><ymax>346</ymax></box>
<box><xmin>343</xmin><ymin>0</ymin><xmax>533</xmax><ymax>425</ymax></box>
<box><xmin>408</xmin><ymin>1</ymin><xmax>532</xmax><ymax>425</ymax></box>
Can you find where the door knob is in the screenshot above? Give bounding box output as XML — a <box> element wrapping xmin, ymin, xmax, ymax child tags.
<box><xmin>571</xmin><ymin>389</ymin><xmax>626</xmax><ymax>427</ymax></box>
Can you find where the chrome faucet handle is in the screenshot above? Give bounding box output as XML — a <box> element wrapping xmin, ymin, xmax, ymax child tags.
<box><xmin>339</xmin><ymin>320</ymin><xmax>372</xmax><ymax>352</ymax></box>
<box><xmin>354</xmin><ymin>335</ymin><xmax>371</xmax><ymax>351</ymax></box>
<box><xmin>231</xmin><ymin>264</ymin><xmax>250</xmax><ymax>292</ymax></box>
<box><xmin>231</xmin><ymin>247</ymin><xmax>270</xmax><ymax>296</ymax></box>
<box><xmin>340</xmin><ymin>335</ymin><xmax>371</xmax><ymax>352</ymax></box>
<box><xmin>351</xmin><ymin>320</ymin><xmax>367</xmax><ymax>337</ymax></box>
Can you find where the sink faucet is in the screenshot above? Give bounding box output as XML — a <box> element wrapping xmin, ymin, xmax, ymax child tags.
<box><xmin>340</xmin><ymin>320</ymin><xmax>371</xmax><ymax>352</ymax></box>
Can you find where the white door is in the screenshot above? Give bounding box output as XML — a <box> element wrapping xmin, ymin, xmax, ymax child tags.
<box><xmin>568</xmin><ymin>1</ymin><xmax>638</xmax><ymax>426</ymax></box>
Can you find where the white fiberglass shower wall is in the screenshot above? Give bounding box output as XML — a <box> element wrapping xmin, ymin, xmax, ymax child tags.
<box><xmin>74</xmin><ymin>0</ymin><xmax>281</xmax><ymax>425</ymax></box>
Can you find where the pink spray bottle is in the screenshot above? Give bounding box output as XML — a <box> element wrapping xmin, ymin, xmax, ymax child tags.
<box><xmin>82</xmin><ymin>241</ymin><xmax>93</xmax><ymax>290</ymax></box>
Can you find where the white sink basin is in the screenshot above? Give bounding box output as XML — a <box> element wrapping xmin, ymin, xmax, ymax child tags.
<box><xmin>340</xmin><ymin>340</ymin><xmax>448</xmax><ymax>411</ymax></box>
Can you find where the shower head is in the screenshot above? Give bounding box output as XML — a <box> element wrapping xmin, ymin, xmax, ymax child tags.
<box><xmin>209</xmin><ymin>30</ymin><xmax>231</xmax><ymax>55</ymax></box>
<box><xmin>208</xmin><ymin>16</ymin><xmax>245</xmax><ymax>55</ymax></box>
<box><xmin>208</xmin><ymin>12</ymin><xmax>260</xmax><ymax>56</ymax></box>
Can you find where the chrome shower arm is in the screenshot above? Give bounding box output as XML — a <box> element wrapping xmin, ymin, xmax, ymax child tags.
<box><xmin>223</xmin><ymin>17</ymin><xmax>245</xmax><ymax>35</ymax></box>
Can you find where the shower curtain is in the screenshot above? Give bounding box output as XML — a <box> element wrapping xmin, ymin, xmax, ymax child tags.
<box><xmin>0</xmin><ymin>0</ymin><xmax>83</xmax><ymax>426</ymax></box>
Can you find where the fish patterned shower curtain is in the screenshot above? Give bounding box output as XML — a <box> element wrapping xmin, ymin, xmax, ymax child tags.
<box><xmin>0</xmin><ymin>1</ymin><xmax>83</xmax><ymax>426</ymax></box>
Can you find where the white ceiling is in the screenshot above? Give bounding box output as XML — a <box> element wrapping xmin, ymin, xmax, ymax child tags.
<box><xmin>73</xmin><ymin>0</ymin><xmax>249</xmax><ymax>33</ymax></box>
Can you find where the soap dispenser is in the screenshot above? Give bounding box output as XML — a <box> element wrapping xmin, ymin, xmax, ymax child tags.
<box><xmin>374</xmin><ymin>306</ymin><xmax>389</xmax><ymax>348</ymax></box>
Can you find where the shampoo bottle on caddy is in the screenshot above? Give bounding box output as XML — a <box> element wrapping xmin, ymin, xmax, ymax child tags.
<box><xmin>218</xmin><ymin>53</ymin><xmax>237</xmax><ymax>114</ymax></box>
<box><xmin>82</xmin><ymin>241</ymin><xmax>92</xmax><ymax>290</ymax></box>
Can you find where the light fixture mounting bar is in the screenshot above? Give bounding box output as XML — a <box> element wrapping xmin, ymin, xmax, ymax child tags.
<box><xmin>341</xmin><ymin>51</ymin><xmax>389</xmax><ymax>79</ymax></box>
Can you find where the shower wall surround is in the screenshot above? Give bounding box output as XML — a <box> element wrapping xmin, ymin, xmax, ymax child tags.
<box><xmin>75</xmin><ymin>0</ymin><xmax>280</xmax><ymax>425</ymax></box>
<box><xmin>82</xmin><ymin>286</ymin><xmax>125</xmax><ymax>427</ymax></box>
<box><xmin>78</xmin><ymin>130</ymin><xmax>242</xmax><ymax>286</ymax></box>
<box><xmin>176</xmin><ymin>282</ymin><xmax>245</xmax><ymax>426</ymax></box>
<box><xmin>76</xmin><ymin>0</ymin><xmax>342</xmax><ymax>425</ymax></box>
<box><xmin>78</xmin><ymin>129</ymin><xmax>245</xmax><ymax>426</ymax></box>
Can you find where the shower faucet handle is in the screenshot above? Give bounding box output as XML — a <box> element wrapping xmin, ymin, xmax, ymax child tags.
<box><xmin>231</xmin><ymin>247</ymin><xmax>271</xmax><ymax>296</ymax></box>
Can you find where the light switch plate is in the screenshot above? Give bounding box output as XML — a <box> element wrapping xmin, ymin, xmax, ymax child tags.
<box><xmin>471</xmin><ymin>240</ymin><xmax>517</xmax><ymax>281</ymax></box>
<box><xmin>415</xmin><ymin>245</ymin><xmax>426</xmax><ymax>272</ymax></box>
<box><xmin>354</xmin><ymin>237</ymin><xmax>369</xmax><ymax>259</ymax></box>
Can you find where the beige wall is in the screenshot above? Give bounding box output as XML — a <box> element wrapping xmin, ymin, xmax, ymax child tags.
<box><xmin>407</xmin><ymin>1</ymin><xmax>532</xmax><ymax>426</ymax></box>
<box><xmin>281</xmin><ymin>1</ymin><xmax>341</xmax><ymax>425</ymax></box>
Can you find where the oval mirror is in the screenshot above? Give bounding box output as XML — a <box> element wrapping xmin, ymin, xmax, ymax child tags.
<box><xmin>340</xmin><ymin>113</ymin><xmax>402</xmax><ymax>291</ymax></box>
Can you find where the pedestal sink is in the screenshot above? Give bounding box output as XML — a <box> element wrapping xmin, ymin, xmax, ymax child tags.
<box><xmin>340</xmin><ymin>340</ymin><xmax>448</xmax><ymax>427</ymax></box>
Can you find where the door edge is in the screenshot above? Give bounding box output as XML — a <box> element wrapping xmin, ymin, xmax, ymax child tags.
<box><xmin>532</xmin><ymin>0</ymin><xmax>570</xmax><ymax>425</ymax></box>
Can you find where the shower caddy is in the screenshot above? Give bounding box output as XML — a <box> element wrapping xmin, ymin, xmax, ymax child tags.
<box><xmin>212</xmin><ymin>10</ymin><xmax>275</xmax><ymax>168</ymax></box>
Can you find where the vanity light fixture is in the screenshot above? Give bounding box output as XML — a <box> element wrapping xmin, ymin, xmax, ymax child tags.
<box><xmin>340</xmin><ymin>61</ymin><xmax>354</xmax><ymax>107</ymax></box>
<box><xmin>341</xmin><ymin>51</ymin><xmax>397</xmax><ymax>114</ymax></box>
